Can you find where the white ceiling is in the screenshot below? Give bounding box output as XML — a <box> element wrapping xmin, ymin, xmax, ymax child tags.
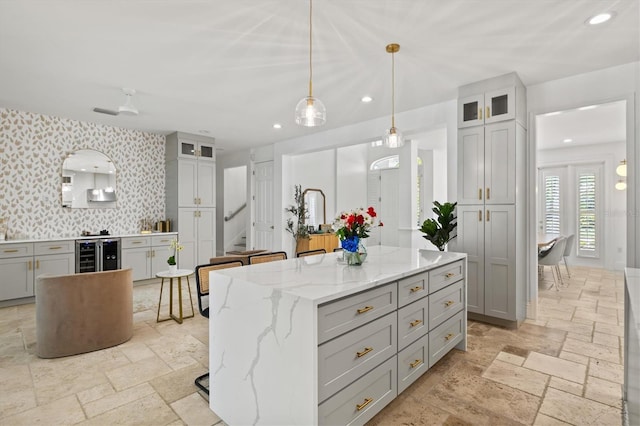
<box><xmin>0</xmin><ymin>1</ymin><xmax>638</xmax><ymax>153</ymax></box>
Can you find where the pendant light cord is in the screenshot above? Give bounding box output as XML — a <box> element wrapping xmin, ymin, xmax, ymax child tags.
<box><xmin>391</xmin><ymin>50</ymin><xmax>395</xmax><ymax>128</ymax></box>
<box><xmin>308</xmin><ymin>0</ymin><xmax>313</xmax><ymax>98</ymax></box>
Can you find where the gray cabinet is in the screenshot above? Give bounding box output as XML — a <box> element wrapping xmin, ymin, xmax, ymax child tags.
<box><xmin>457</xmin><ymin>72</ymin><xmax>527</xmax><ymax>325</ymax></box>
<box><xmin>166</xmin><ymin>132</ymin><xmax>216</xmax><ymax>270</ymax></box>
<box><xmin>121</xmin><ymin>233</ymin><xmax>178</xmax><ymax>280</ymax></box>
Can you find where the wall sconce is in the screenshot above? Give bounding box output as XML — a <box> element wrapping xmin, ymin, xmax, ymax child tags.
<box><xmin>616</xmin><ymin>159</ymin><xmax>627</xmax><ymax>177</ymax></box>
<box><xmin>615</xmin><ymin>179</ymin><xmax>627</xmax><ymax>191</ymax></box>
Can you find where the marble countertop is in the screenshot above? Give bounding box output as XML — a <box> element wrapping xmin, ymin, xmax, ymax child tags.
<box><xmin>0</xmin><ymin>231</ymin><xmax>177</xmax><ymax>245</ymax></box>
<box><xmin>211</xmin><ymin>245</ymin><xmax>466</xmax><ymax>305</ymax></box>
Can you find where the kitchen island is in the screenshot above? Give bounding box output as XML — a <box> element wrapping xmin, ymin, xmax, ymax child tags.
<box><xmin>209</xmin><ymin>245</ymin><xmax>467</xmax><ymax>426</ymax></box>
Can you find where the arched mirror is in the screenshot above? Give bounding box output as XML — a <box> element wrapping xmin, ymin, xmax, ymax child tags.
<box><xmin>303</xmin><ymin>188</ymin><xmax>325</xmax><ymax>228</ymax></box>
<box><xmin>61</xmin><ymin>149</ymin><xmax>117</xmax><ymax>208</ymax></box>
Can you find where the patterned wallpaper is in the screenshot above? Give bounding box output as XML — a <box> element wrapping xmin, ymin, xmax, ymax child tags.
<box><xmin>0</xmin><ymin>108</ymin><xmax>165</xmax><ymax>239</ymax></box>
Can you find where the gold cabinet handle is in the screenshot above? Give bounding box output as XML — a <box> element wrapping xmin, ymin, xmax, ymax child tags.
<box><xmin>486</xmin><ymin>210</ymin><xmax>490</xmax><ymax>221</ymax></box>
<box><xmin>478</xmin><ymin>210</ymin><xmax>482</xmax><ymax>221</ymax></box>
<box><xmin>478</xmin><ymin>188</ymin><xmax>482</xmax><ymax>200</ymax></box>
<box><xmin>151</xmin><ymin>250</ymin><xmax>155</xmax><ymax>257</ymax></box>
<box><xmin>357</xmin><ymin>306</ymin><xmax>373</xmax><ymax>314</ymax></box>
<box><xmin>444</xmin><ymin>300</ymin><xmax>454</xmax><ymax>307</ymax></box>
<box><xmin>410</xmin><ymin>359</ymin><xmax>423</xmax><ymax>369</ymax></box>
<box><xmin>356</xmin><ymin>347</ymin><xmax>373</xmax><ymax>358</ymax></box>
<box><xmin>410</xmin><ymin>319</ymin><xmax>422</xmax><ymax>327</ymax></box>
<box><xmin>3</xmin><ymin>249</ymin><xmax>19</xmax><ymax>253</ymax></box>
<box><xmin>486</xmin><ymin>106</ymin><xmax>490</xmax><ymax>118</ymax></box>
<box><xmin>478</xmin><ymin>107</ymin><xmax>483</xmax><ymax>121</ymax></box>
<box><xmin>146</xmin><ymin>250</ymin><xmax>150</xmax><ymax>258</ymax></box>
<box><xmin>48</xmin><ymin>246</ymin><xmax>62</xmax><ymax>250</ymax></box>
<box><xmin>409</xmin><ymin>286</ymin><xmax>422</xmax><ymax>293</ymax></box>
<box><xmin>28</xmin><ymin>260</ymin><xmax>32</xmax><ymax>271</ymax></box>
<box><xmin>35</xmin><ymin>260</ymin><xmax>40</xmax><ymax>269</ymax></box>
<box><xmin>356</xmin><ymin>397</ymin><xmax>373</xmax><ymax>411</ymax></box>
<box><xmin>486</xmin><ymin>187</ymin><xmax>490</xmax><ymax>200</ymax></box>
<box><xmin>445</xmin><ymin>272</ymin><xmax>455</xmax><ymax>278</ymax></box>
<box><xmin>194</xmin><ymin>198</ymin><xmax>198</xmax><ymax>205</ymax></box>
<box><xmin>132</xmin><ymin>241</ymin><xmax>143</xmax><ymax>244</ymax></box>
<box><xmin>445</xmin><ymin>333</ymin><xmax>455</xmax><ymax>341</ymax></box>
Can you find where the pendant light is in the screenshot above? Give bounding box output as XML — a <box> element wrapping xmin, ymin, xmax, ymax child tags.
<box><xmin>383</xmin><ymin>43</ymin><xmax>404</xmax><ymax>148</ymax></box>
<box><xmin>295</xmin><ymin>0</ymin><xmax>326</xmax><ymax>127</ymax></box>
<box><xmin>616</xmin><ymin>159</ymin><xmax>627</xmax><ymax>177</ymax></box>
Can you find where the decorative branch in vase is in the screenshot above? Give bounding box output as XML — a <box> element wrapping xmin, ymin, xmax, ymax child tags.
<box><xmin>419</xmin><ymin>201</ymin><xmax>457</xmax><ymax>251</ymax></box>
<box><xmin>285</xmin><ymin>184</ymin><xmax>310</xmax><ymax>253</ymax></box>
<box><xmin>167</xmin><ymin>238</ymin><xmax>183</xmax><ymax>273</ymax></box>
<box><xmin>334</xmin><ymin>207</ymin><xmax>383</xmax><ymax>265</ymax></box>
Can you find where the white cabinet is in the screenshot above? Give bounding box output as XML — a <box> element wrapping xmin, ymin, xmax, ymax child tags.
<box><xmin>166</xmin><ymin>132</ymin><xmax>216</xmax><ymax>271</ymax></box>
<box><xmin>121</xmin><ymin>233</ymin><xmax>178</xmax><ymax>281</ymax></box>
<box><xmin>0</xmin><ymin>240</ymin><xmax>74</xmax><ymax>303</ymax></box>
<box><xmin>456</xmin><ymin>72</ymin><xmax>526</xmax><ymax>325</ymax></box>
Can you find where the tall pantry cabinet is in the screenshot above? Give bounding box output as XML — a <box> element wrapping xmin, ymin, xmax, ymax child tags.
<box><xmin>165</xmin><ymin>132</ymin><xmax>216</xmax><ymax>271</ymax></box>
<box><xmin>456</xmin><ymin>73</ymin><xmax>527</xmax><ymax>326</ymax></box>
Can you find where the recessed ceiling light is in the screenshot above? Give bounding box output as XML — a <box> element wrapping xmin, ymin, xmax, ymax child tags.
<box><xmin>578</xmin><ymin>105</ymin><xmax>598</xmax><ymax>111</ymax></box>
<box><xmin>361</xmin><ymin>96</ymin><xmax>373</xmax><ymax>103</ymax></box>
<box><xmin>545</xmin><ymin>111</ymin><xmax>562</xmax><ymax>117</ymax></box>
<box><xmin>273</xmin><ymin>123</ymin><xmax>282</xmax><ymax>129</ymax></box>
<box><xmin>563</xmin><ymin>138</ymin><xmax>573</xmax><ymax>143</ymax></box>
<box><xmin>586</xmin><ymin>12</ymin><xmax>615</xmax><ymax>25</ymax></box>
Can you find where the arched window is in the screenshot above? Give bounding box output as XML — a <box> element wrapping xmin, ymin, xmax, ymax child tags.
<box><xmin>370</xmin><ymin>155</ymin><xmax>399</xmax><ymax>170</ymax></box>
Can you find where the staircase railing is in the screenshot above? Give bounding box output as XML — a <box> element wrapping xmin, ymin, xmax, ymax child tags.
<box><xmin>224</xmin><ymin>203</ymin><xmax>247</xmax><ymax>222</ymax></box>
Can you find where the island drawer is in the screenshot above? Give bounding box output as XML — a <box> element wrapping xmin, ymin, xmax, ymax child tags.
<box><xmin>429</xmin><ymin>260</ymin><xmax>464</xmax><ymax>293</ymax></box>
<box><xmin>318</xmin><ymin>283</ymin><xmax>396</xmax><ymax>344</ymax></box>
<box><xmin>0</xmin><ymin>243</ymin><xmax>33</xmax><ymax>258</ymax></box>
<box><xmin>428</xmin><ymin>311</ymin><xmax>464</xmax><ymax>368</ymax></box>
<box><xmin>397</xmin><ymin>296</ymin><xmax>429</xmax><ymax>351</ymax></box>
<box><xmin>318</xmin><ymin>355</ymin><xmax>397</xmax><ymax>426</ymax></box>
<box><xmin>398</xmin><ymin>332</ymin><xmax>429</xmax><ymax>394</ymax></box>
<box><xmin>318</xmin><ymin>312</ymin><xmax>397</xmax><ymax>403</ymax></box>
<box><xmin>121</xmin><ymin>236</ymin><xmax>151</xmax><ymax>249</ymax></box>
<box><xmin>397</xmin><ymin>271</ymin><xmax>428</xmax><ymax>307</ymax></box>
<box><xmin>429</xmin><ymin>280</ymin><xmax>464</xmax><ymax>330</ymax></box>
<box><xmin>34</xmin><ymin>240</ymin><xmax>74</xmax><ymax>255</ymax></box>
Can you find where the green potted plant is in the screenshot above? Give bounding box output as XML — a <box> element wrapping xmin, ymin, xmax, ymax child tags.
<box><xmin>419</xmin><ymin>201</ymin><xmax>457</xmax><ymax>251</ymax></box>
<box><xmin>285</xmin><ymin>184</ymin><xmax>310</xmax><ymax>253</ymax></box>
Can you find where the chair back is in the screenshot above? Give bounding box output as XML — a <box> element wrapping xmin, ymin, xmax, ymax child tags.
<box><xmin>248</xmin><ymin>251</ymin><xmax>287</xmax><ymax>264</ymax></box>
<box><xmin>333</xmin><ymin>247</ymin><xmax>343</xmax><ymax>252</ymax></box>
<box><xmin>538</xmin><ymin>236</ymin><xmax>567</xmax><ymax>266</ymax></box>
<box><xmin>563</xmin><ymin>234</ymin><xmax>575</xmax><ymax>257</ymax></box>
<box><xmin>297</xmin><ymin>249</ymin><xmax>326</xmax><ymax>258</ymax></box>
<box><xmin>195</xmin><ymin>260</ymin><xmax>243</xmax><ymax>317</ymax></box>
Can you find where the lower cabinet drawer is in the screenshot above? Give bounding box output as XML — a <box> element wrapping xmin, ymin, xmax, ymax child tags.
<box><xmin>428</xmin><ymin>310</ymin><xmax>464</xmax><ymax>368</ymax></box>
<box><xmin>397</xmin><ymin>296</ymin><xmax>429</xmax><ymax>351</ymax></box>
<box><xmin>33</xmin><ymin>240</ymin><xmax>74</xmax><ymax>255</ymax></box>
<box><xmin>0</xmin><ymin>243</ymin><xmax>33</xmax><ymax>258</ymax></box>
<box><xmin>429</xmin><ymin>280</ymin><xmax>464</xmax><ymax>330</ymax></box>
<box><xmin>318</xmin><ymin>312</ymin><xmax>397</xmax><ymax>402</ymax></box>
<box><xmin>318</xmin><ymin>356</ymin><xmax>397</xmax><ymax>426</ymax></box>
<box><xmin>397</xmin><ymin>332</ymin><xmax>429</xmax><ymax>394</ymax></box>
<box><xmin>429</xmin><ymin>260</ymin><xmax>464</xmax><ymax>293</ymax></box>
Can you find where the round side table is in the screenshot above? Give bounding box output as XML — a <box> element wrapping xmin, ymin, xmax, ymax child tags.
<box><xmin>156</xmin><ymin>269</ymin><xmax>195</xmax><ymax>324</ymax></box>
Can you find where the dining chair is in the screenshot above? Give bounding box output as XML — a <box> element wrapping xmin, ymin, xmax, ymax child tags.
<box><xmin>538</xmin><ymin>236</ymin><xmax>567</xmax><ymax>291</ymax></box>
<box><xmin>194</xmin><ymin>260</ymin><xmax>244</xmax><ymax>398</ymax></box>
<box><xmin>296</xmin><ymin>248</ymin><xmax>326</xmax><ymax>258</ymax></box>
<box><xmin>248</xmin><ymin>251</ymin><xmax>287</xmax><ymax>264</ymax></box>
<box><xmin>562</xmin><ymin>234</ymin><xmax>576</xmax><ymax>278</ymax></box>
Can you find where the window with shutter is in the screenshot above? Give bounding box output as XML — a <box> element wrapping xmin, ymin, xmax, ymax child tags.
<box><xmin>544</xmin><ymin>175</ymin><xmax>561</xmax><ymax>234</ymax></box>
<box><xmin>576</xmin><ymin>166</ymin><xmax>600</xmax><ymax>258</ymax></box>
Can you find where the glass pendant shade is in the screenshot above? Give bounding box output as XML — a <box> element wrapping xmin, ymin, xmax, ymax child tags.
<box><xmin>383</xmin><ymin>126</ymin><xmax>404</xmax><ymax>148</ymax></box>
<box><xmin>295</xmin><ymin>96</ymin><xmax>326</xmax><ymax>127</ymax></box>
<box><xmin>616</xmin><ymin>159</ymin><xmax>627</xmax><ymax>177</ymax></box>
<box><xmin>615</xmin><ymin>179</ymin><xmax>627</xmax><ymax>191</ymax></box>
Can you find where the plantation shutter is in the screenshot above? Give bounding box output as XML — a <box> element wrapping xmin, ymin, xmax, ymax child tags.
<box><xmin>576</xmin><ymin>167</ymin><xmax>600</xmax><ymax>258</ymax></box>
<box><xmin>544</xmin><ymin>175</ymin><xmax>561</xmax><ymax>234</ymax></box>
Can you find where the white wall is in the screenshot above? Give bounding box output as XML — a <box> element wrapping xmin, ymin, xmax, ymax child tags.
<box><xmin>336</xmin><ymin>144</ymin><xmax>368</xmax><ymax>215</ymax></box>
<box><xmin>538</xmin><ymin>141</ymin><xmax>627</xmax><ymax>270</ymax></box>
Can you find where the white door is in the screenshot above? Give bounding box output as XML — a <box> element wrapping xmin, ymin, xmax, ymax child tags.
<box><xmin>367</xmin><ymin>173</ymin><xmax>381</xmax><ymax>245</ymax></box>
<box><xmin>380</xmin><ymin>169</ymin><xmax>399</xmax><ymax>247</ymax></box>
<box><xmin>254</xmin><ymin>161</ymin><xmax>274</xmax><ymax>250</ymax></box>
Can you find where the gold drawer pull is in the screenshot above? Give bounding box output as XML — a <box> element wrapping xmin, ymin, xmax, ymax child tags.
<box><xmin>35</xmin><ymin>260</ymin><xmax>40</xmax><ymax>269</ymax></box>
<box><xmin>132</xmin><ymin>241</ymin><xmax>143</xmax><ymax>244</ymax></box>
<box><xmin>478</xmin><ymin>107</ymin><xmax>483</xmax><ymax>121</ymax></box>
<box><xmin>478</xmin><ymin>188</ymin><xmax>482</xmax><ymax>200</ymax></box>
<box><xmin>445</xmin><ymin>272</ymin><xmax>455</xmax><ymax>278</ymax></box>
<box><xmin>409</xmin><ymin>286</ymin><xmax>422</xmax><ymax>293</ymax></box>
<box><xmin>356</xmin><ymin>347</ymin><xmax>373</xmax><ymax>358</ymax></box>
<box><xmin>48</xmin><ymin>246</ymin><xmax>62</xmax><ymax>250</ymax></box>
<box><xmin>357</xmin><ymin>306</ymin><xmax>373</xmax><ymax>314</ymax></box>
<box><xmin>3</xmin><ymin>249</ymin><xmax>19</xmax><ymax>253</ymax></box>
<box><xmin>445</xmin><ymin>333</ymin><xmax>455</xmax><ymax>341</ymax></box>
<box><xmin>410</xmin><ymin>359</ymin><xmax>422</xmax><ymax>369</ymax></box>
<box><xmin>486</xmin><ymin>187</ymin><xmax>490</xmax><ymax>200</ymax></box>
<box><xmin>28</xmin><ymin>260</ymin><xmax>32</xmax><ymax>271</ymax></box>
<box><xmin>410</xmin><ymin>319</ymin><xmax>422</xmax><ymax>327</ymax></box>
<box><xmin>356</xmin><ymin>397</ymin><xmax>373</xmax><ymax>411</ymax></box>
<box><xmin>486</xmin><ymin>106</ymin><xmax>491</xmax><ymax>119</ymax></box>
<box><xmin>444</xmin><ymin>300</ymin><xmax>454</xmax><ymax>307</ymax></box>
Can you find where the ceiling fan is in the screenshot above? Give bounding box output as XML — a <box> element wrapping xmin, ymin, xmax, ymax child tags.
<box><xmin>93</xmin><ymin>88</ymin><xmax>139</xmax><ymax>116</ymax></box>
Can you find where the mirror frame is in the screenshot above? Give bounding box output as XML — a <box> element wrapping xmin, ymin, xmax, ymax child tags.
<box><xmin>61</xmin><ymin>149</ymin><xmax>117</xmax><ymax>209</ymax></box>
<box><xmin>302</xmin><ymin>188</ymin><xmax>326</xmax><ymax>227</ymax></box>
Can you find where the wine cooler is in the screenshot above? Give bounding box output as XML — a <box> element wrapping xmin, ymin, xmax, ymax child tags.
<box><xmin>75</xmin><ymin>238</ymin><xmax>121</xmax><ymax>273</ymax></box>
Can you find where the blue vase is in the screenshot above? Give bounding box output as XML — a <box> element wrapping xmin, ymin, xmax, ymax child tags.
<box><xmin>342</xmin><ymin>237</ymin><xmax>367</xmax><ymax>265</ymax></box>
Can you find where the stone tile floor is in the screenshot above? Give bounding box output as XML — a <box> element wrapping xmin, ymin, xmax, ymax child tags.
<box><xmin>0</xmin><ymin>266</ymin><xmax>625</xmax><ymax>425</ymax></box>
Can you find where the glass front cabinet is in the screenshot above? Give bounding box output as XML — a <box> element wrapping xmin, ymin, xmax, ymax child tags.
<box><xmin>458</xmin><ymin>86</ymin><xmax>515</xmax><ymax>128</ymax></box>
